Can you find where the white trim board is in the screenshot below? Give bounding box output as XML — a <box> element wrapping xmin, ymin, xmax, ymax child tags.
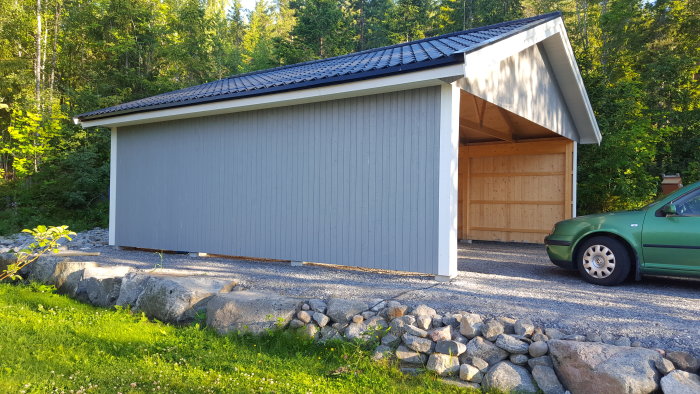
<box><xmin>108</xmin><ymin>127</ymin><xmax>117</xmax><ymax>245</ymax></box>
<box><xmin>77</xmin><ymin>64</ymin><xmax>465</xmax><ymax>128</ymax></box>
<box><xmin>437</xmin><ymin>82</ymin><xmax>460</xmax><ymax>278</ymax></box>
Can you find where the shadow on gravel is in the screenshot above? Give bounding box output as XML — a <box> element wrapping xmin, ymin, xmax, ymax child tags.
<box><xmin>458</xmin><ymin>241</ymin><xmax>700</xmax><ymax>294</ymax></box>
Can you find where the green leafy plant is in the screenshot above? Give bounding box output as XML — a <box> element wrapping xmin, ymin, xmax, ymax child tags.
<box><xmin>193</xmin><ymin>309</ymin><xmax>207</xmax><ymax>326</ymax></box>
<box><xmin>29</xmin><ymin>282</ymin><xmax>57</xmax><ymax>293</ymax></box>
<box><xmin>151</xmin><ymin>251</ymin><xmax>165</xmax><ymax>271</ymax></box>
<box><xmin>0</xmin><ymin>225</ymin><xmax>76</xmax><ymax>281</ymax></box>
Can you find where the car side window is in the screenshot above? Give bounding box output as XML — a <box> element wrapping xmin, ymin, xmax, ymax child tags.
<box><xmin>674</xmin><ymin>189</ymin><xmax>700</xmax><ymax>217</ymax></box>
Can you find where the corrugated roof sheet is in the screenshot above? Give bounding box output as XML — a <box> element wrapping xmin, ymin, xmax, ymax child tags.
<box><xmin>76</xmin><ymin>12</ymin><xmax>561</xmax><ymax>121</ymax></box>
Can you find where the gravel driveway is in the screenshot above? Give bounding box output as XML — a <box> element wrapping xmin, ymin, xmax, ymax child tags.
<box><xmin>70</xmin><ymin>241</ymin><xmax>700</xmax><ymax>356</ymax></box>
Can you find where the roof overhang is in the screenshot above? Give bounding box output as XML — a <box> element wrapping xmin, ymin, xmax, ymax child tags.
<box><xmin>460</xmin><ymin>16</ymin><xmax>601</xmax><ymax>144</ymax></box>
<box><xmin>75</xmin><ymin>64</ymin><xmax>465</xmax><ymax>128</ymax></box>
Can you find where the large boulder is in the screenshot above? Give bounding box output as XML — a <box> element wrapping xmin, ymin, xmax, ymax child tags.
<box><xmin>514</xmin><ymin>319</ymin><xmax>535</xmax><ymax>336</ymax></box>
<box><xmin>532</xmin><ymin>365</ymin><xmax>566</xmax><ymax>394</ymax></box>
<box><xmin>0</xmin><ymin>253</ymin><xmax>36</xmax><ymax>281</ymax></box>
<box><xmin>460</xmin><ymin>364</ymin><xmax>483</xmax><ymax>383</ymax></box>
<box><xmin>0</xmin><ymin>253</ymin><xmax>15</xmax><ymax>271</ymax></box>
<box><xmin>308</xmin><ymin>299</ymin><xmax>327</xmax><ymax>313</ymax></box>
<box><xmin>529</xmin><ymin>341</ymin><xmax>549</xmax><ymax>357</ymax></box>
<box><xmin>482</xmin><ymin>319</ymin><xmax>504</xmax><ymax>341</ymax></box>
<box><xmin>206</xmin><ymin>291</ymin><xmax>301</xmax><ymax>334</ymax></box>
<box><xmin>495</xmin><ymin>334</ymin><xmax>529</xmax><ymax>354</ymax></box>
<box><xmin>529</xmin><ymin>355</ymin><xmax>554</xmax><ymax>369</ymax></box>
<box><xmin>51</xmin><ymin>261</ymin><xmax>99</xmax><ymax>297</ymax></box>
<box><xmin>344</xmin><ymin>322</ymin><xmax>367</xmax><ymax>340</ymax></box>
<box><xmin>115</xmin><ymin>272</ymin><xmax>153</xmax><ymax>306</ymax></box>
<box><xmin>426</xmin><ymin>353</ymin><xmax>460</xmax><ymax>376</ymax></box>
<box><xmin>435</xmin><ymin>340</ymin><xmax>467</xmax><ymax>356</ymax></box>
<box><xmin>465</xmin><ymin>336</ymin><xmax>509</xmax><ymax>365</ymax></box>
<box><xmin>395</xmin><ymin>345</ymin><xmax>426</xmax><ymax>365</ymax></box>
<box><xmin>27</xmin><ymin>256</ymin><xmax>66</xmax><ymax>284</ymax></box>
<box><xmin>483</xmin><ymin>361</ymin><xmax>538</xmax><ymax>393</ymax></box>
<box><xmin>549</xmin><ymin>340</ymin><xmax>663</xmax><ymax>394</ymax></box>
<box><xmin>402</xmin><ymin>333</ymin><xmax>434</xmax><ymax>353</ymax></box>
<box><xmin>325</xmin><ymin>298</ymin><xmax>368</xmax><ymax>324</ymax></box>
<box><xmin>136</xmin><ymin>274</ymin><xmax>238</xmax><ymax>324</ymax></box>
<box><xmin>666</xmin><ymin>351</ymin><xmax>700</xmax><ymax>373</ymax></box>
<box><xmin>0</xmin><ymin>253</ymin><xmax>17</xmax><ymax>278</ymax></box>
<box><xmin>660</xmin><ymin>370</ymin><xmax>700</xmax><ymax>394</ymax></box>
<box><xmin>429</xmin><ymin>326</ymin><xmax>452</xmax><ymax>342</ymax></box>
<box><xmin>411</xmin><ymin>304</ymin><xmax>437</xmax><ymax>317</ymax></box>
<box><xmin>77</xmin><ymin>266</ymin><xmax>132</xmax><ymax>307</ymax></box>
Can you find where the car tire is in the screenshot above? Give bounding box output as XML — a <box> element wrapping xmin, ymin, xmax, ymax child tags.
<box><xmin>575</xmin><ymin>236</ymin><xmax>631</xmax><ymax>286</ymax></box>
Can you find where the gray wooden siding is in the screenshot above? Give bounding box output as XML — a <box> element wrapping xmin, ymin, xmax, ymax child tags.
<box><xmin>115</xmin><ymin>86</ymin><xmax>442</xmax><ymax>274</ymax></box>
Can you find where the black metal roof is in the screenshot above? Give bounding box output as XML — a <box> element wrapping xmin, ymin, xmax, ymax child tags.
<box><xmin>76</xmin><ymin>12</ymin><xmax>561</xmax><ymax>121</ymax></box>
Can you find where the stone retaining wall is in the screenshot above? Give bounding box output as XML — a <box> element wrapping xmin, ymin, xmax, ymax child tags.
<box><xmin>3</xmin><ymin>254</ymin><xmax>700</xmax><ymax>394</ymax></box>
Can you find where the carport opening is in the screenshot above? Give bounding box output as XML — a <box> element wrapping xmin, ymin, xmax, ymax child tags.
<box><xmin>457</xmin><ymin>90</ymin><xmax>575</xmax><ymax>244</ymax></box>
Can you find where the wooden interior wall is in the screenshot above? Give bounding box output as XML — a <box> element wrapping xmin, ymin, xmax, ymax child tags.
<box><xmin>458</xmin><ymin>138</ymin><xmax>574</xmax><ymax>244</ymax></box>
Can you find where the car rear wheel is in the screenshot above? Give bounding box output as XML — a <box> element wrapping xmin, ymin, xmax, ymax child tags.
<box><xmin>575</xmin><ymin>236</ymin><xmax>631</xmax><ymax>286</ymax></box>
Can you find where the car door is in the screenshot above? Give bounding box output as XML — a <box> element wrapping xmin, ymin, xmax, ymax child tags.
<box><xmin>642</xmin><ymin>187</ymin><xmax>700</xmax><ymax>274</ymax></box>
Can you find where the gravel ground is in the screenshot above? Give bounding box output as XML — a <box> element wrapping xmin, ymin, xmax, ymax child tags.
<box><xmin>68</xmin><ymin>241</ymin><xmax>700</xmax><ymax>356</ymax></box>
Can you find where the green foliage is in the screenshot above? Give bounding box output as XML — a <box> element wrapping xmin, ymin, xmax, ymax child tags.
<box><xmin>28</xmin><ymin>281</ymin><xmax>57</xmax><ymax>293</ymax></box>
<box><xmin>284</xmin><ymin>0</ymin><xmax>354</xmax><ymax>60</ymax></box>
<box><xmin>437</xmin><ymin>0</ymin><xmax>524</xmax><ymax>34</ymax></box>
<box><xmin>570</xmin><ymin>0</ymin><xmax>700</xmax><ymax>213</ymax></box>
<box><xmin>0</xmin><ymin>225</ymin><xmax>75</xmax><ymax>281</ymax></box>
<box><xmin>241</xmin><ymin>0</ymin><xmax>284</xmax><ymax>71</ymax></box>
<box><xmin>347</xmin><ymin>0</ymin><xmax>394</xmax><ymax>50</ymax></box>
<box><xmin>0</xmin><ymin>283</ymin><xmax>471</xmax><ymax>393</ymax></box>
<box><xmin>389</xmin><ymin>0</ymin><xmax>438</xmax><ymax>42</ymax></box>
<box><xmin>0</xmin><ymin>127</ymin><xmax>109</xmax><ymax>235</ymax></box>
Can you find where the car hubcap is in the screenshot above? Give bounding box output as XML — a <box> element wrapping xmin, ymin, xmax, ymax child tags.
<box><xmin>582</xmin><ymin>245</ymin><xmax>616</xmax><ymax>278</ymax></box>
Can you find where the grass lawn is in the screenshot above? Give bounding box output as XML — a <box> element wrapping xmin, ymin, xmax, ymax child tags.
<box><xmin>0</xmin><ymin>283</ymin><xmax>471</xmax><ymax>393</ymax></box>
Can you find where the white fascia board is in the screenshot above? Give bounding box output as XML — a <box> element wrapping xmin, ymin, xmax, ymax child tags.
<box><xmin>77</xmin><ymin>64</ymin><xmax>465</xmax><ymax>128</ymax></box>
<box><xmin>463</xmin><ymin>17</ymin><xmax>602</xmax><ymax>145</ymax></box>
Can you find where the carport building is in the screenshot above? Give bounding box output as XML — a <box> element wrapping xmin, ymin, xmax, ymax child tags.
<box><xmin>75</xmin><ymin>12</ymin><xmax>601</xmax><ymax>280</ymax></box>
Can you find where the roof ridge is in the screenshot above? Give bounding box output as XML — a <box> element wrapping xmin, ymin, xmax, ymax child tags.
<box><xmin>220</xmin><ymin>11</ymin><xmax>562</xmax><ymax>81</ymax></box>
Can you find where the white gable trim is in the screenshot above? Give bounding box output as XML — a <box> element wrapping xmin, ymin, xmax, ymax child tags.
<box><xmin>461</xmin><ymin>17</ymin><xmax>601</xmax><ymax>144</ymax></box>
<box><xmin>76</xmin><ymin>64</ymin><xmax>465</xmax><ymax>128</ymax></box>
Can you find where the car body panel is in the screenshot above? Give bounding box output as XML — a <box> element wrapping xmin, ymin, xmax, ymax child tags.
<box><xmin>545</xmin><ymin>181</ymin><xmax>700</xmax><ymax>280</ymax></box>
<box><xmin>545</xmin><ymin>210</ymin><xmax>645</xmax><ymax>263</ymax></box>
<box><xmin>641</xmin><ymin>187</ymin><xmax>700</xmax><ymax>273</ymax></box>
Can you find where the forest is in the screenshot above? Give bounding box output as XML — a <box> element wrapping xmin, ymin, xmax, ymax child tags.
<box><xmin>0</xmin><ymin>0</ymin><xmax>698</xmax><ymax>235</ymax></box>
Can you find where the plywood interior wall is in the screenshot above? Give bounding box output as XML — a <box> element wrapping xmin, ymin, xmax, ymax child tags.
<box><xmin>458</xmin><ymin>138</ymin><xmax>574</xmax><ymax>244</ymax></box>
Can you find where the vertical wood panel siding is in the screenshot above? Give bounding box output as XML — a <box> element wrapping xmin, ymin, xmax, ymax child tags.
<box><xmin>116</xmin><ymin>87</ymin><xmax>441</xmax><ymax>274</ymax></box>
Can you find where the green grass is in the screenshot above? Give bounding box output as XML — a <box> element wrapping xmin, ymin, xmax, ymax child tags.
<box><xmin>0</xmin><ymin>283</ymin><xmax>471</xmax><ymax>393</ymax></box>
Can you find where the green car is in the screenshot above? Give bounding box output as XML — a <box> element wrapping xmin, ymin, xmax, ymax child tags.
<box><xmin>545</xmin><ymin>181</ymin><xmax>700</xmax><ymax>285</ymax></box>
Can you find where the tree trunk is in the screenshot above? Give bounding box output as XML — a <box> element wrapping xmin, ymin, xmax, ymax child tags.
<box><xmin>359</xmin><ymin>0</ymin><xmax>365</xmax><ymax>50</ymax></box>
<box><xmin>48</xmin><ymin>1</ymin><xmax>62</xmax><ymax>112</ymax></box>
<box><xmin>600</xmin><ymin>0</ymin><xmax>609</xmax><ymax>70</ymax></box>
<box><xmin>35</xmin><ymin>0</ymin><xmax>42</xmax><ymax>111</ymax></box>
<box><xmin>34</xmin><ymin>0</ymin><xmax>42</xmax><ymax>173</ymax></box>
